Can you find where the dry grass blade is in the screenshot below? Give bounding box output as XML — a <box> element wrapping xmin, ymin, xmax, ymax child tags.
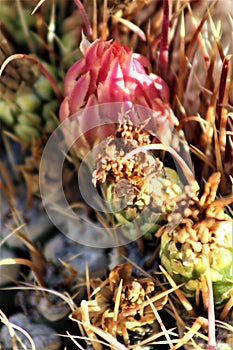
<box><xmin>174</xmin><ymin>316</ymin><xmax>208</xmax><ymax>349</ymax></box>
<box><xmin>112</xmin><ymin>15</ymin><xmax>146</xmax><ymax>42</ymax></box>
<box><xmin>0</xmin><ymin>160</ymin><xmax>17</xmax><ymax>199</ymax></box>
<box><xmin>189</xmin><ymin>144</ymin><xmax>216</xmax><ymax>170</ymax></box>
<box><xmin>65</xmin><ymin>331</ymin><xmax>86</xmax><ymax>349</ymax></box>
<box><xmin>159</xmin><ymin>265</ymin><xmax>195</xmax><ymax>318</ymax></box>
<box><xmin>62</xmin><ymin>332</ymin><xmax>113</xmax><ymax>349</ymax></box>
<box><xmin>72</xmin><ymin>299</ymin><xmax>131</xmax><ymax>350</ymax></box>
<box><xmin>215</xmin><ymin>319</ymin><xmax>233</xmax><ymax>333</ymax></box>
<box><xmin>213</xmin><ymin>116</ymin><xmax>225</xmax><ymax>188</ymax></box>
<box><xmin>90</xmin><ymin>277</ymin><xmax>110</xmax><ymax>298</ymax></box>
<box><xmin>202</xmin><ymin>27</ymin><xmax>218</xmax><ymax>103</ymax></box>
<box><xmin>15</xmin><ymin>231</ymin><xmax>46</xmax><ymax>276</ymax></box>
<box><xmin>2</xmin><ymin>134</ymin><xmax>21</xmax><ymax>180</ymax></box>
<box><xmin>82</xmin><ymin>323</ymin><xmax>129</xmax><ymax>350</ymax></box>
<box><xmin>85</xmin><ymin>260</ymin><xmax>91</xmax><ymax>299</ymax></box>
<box><xmin>2</xmin><ymin>130</ymin><xmax>29</xmax><ymax>147</ymax></box>
<box><xmin>101</xmin><ymin>0</ymin><xmax>108</xmax><ymax>40</ymax></box>
<box><xmin>219</xmin><ymin>296</ymin><xmax>233</xmax><ymax>321</ymax></box>
<box><xmin>176</xmin><ymin>114</ymin><xmax>217</xmax><ymax>171</ymax></box>
<box><xmin>158</xmin><ymin>0</ymin><xmax>170</xmax><ymax>77</ymax></box>
<box><xmin>128</xmin><ymin>328</ymin><xmax>177</xmax><ymax>349</ymax></box>
<box><xmin>146</xmin><ymin>295</ymin><xmax>173</xmax><ymax>349</ymax></box>
<box><xmin>0</xmin><ymin>224</ymin><xmax>26</xmax><ymax>247</ymax></box>
<box><xmin>207</xmin><ymin>6</ymin><xmax>226</xmax><ymax>62</ymax></box>
<box><xmin>0</xmin><ymin>310</ymin><xmax>36</xmax><ymax>350</ymax></box>
<box><xmin>218</xmin><ymin>55</ymin><xmax>232</xmax><ymax>155</ymax></box>
<box><xmin>0</xmin><ymin>257</ymin><xmax>45</xmax><ymax>287</ymax></box>
<box><xmin>113</xmin><ymin>278</ymin><xmax>123</xmax><ymax>339</ymax></box>
<box><xmin>92</xmin><ymin>0</ymin><xmax>97</xmax><ymax>40</ymax></box>
<box><xmin>206</xmin><ymin>266</ymin><xmax>216</xmax><ymax>350</ymax></box>
<box><xmin>176</xmin><ymin>8</ymin><xmax>185</xmax><ymax>100</ymax></box>
<box><xmin>185</xmin><ymin>1</ymin><xmax>216</xmax><ymax>68</ymax></box>
<box><xmin>1</xmin><ymin>284</ymin><xmax>77</xmax><ymax>311</ymax></box>
<box><xmin>200</xmin><ymin>96</ymin><xmax>218</xmax><ymax>173</ymax></box>
<box><xmin>32</xmin><ymin>0</ymin><xmax>47</xmax><ymax>15</ymax></box>
<box><xmin>46</xmin><ymin>0</ymin><xmax>56</xmax><ymax>65</ymax></box>
<box><xmin>79</xmin><ymin>300</ymin><xmax>103</xmax><ymax>350</ymax></box>
<box><xmin>166</xmin><ymin>297</ymin><xmax>187</xmax><ymax>329</ymax></box>
<box><xmin>16</xmin><ymin>0</ymin><xmax>35</xmax><ymax>52</ymax></box>
<box><xmin>58</xmin><ymin>257</ymin><xmax>78</xmax><ymax>286</ymax></box>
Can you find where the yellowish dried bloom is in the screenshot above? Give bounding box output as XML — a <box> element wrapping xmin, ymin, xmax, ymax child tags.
<box><xmin>159</xmin><ymin>172</ymin><xmax>233</xmax><ymax>305</ymax></box>
<box><xmin>92</xmin><ymin>121</ymin><xmax>181</xmax><ymax>239</ymax></box>
<box><xmin>71</xmin><ymin>263</ymin><xmax>167</xmax><ymax>345</ymax></box>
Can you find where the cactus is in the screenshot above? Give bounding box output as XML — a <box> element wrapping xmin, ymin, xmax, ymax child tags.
<box><xmin>159</xmin><ymin>172</ymin><xmax>233</xmax><ymax>306</ymax></box>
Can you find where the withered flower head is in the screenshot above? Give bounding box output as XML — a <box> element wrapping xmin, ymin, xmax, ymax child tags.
<box><xmin>159</xmin><ymin>172</ymin><xmax>233</xmax><ymax>306</ymax></box>
<box><xmin>92</xmin><ymin>121</ymin><xmax>181</xmax><ymax>239</ymax></box>
<box><xmin>71</xmin><ymin>263</ymin><xmax>167</xmax><ymax>345</ymax></box>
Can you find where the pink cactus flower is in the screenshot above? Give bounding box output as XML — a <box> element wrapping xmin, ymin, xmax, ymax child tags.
<box><xmin>59</xmin><ymin>36</ymin><xmax>177</xmax><ymax>155</ymax></box>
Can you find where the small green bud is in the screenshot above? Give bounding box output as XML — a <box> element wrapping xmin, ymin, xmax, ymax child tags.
<box><xmin>14</xmin><ymin>123</ymin><xmax>40</xmax><ymax>143</ymax></box>
<box><xmin>16</xmin><ymin>91</ymin><xmax>41</xmax><ymax>113</ymax></box>
<box><xmin>18</xmin><ymin>112</ymin><xmax>41</xmax><ymax>126</ymax></box>
<box><xmin>42</xmin><ymin>100</ymin><xmax>59</xmax><ymax>120</ymax></box>
<box><xmin>34</xmin><ymin>76</ymin><xmax>54</xmax><ymax>101</ymax></box>
<box><xmin>44</xmin><ymin>119</ymin><xmax>57</xmax><ymax>133</ymax></box>
<box><xmin>0</xmin><ymin>101</ymin><xmax>15</xmax><ymax>125</ymax></box>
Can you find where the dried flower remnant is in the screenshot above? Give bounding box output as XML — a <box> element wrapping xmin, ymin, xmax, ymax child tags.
<box><xmin>71</xmin><ymin>263</ymin><xmax>167</xmax><ymax>346</ymax></box>
<box><xmin>92</xmin><ymin>121</ymin><xmax>182</xmax><ymax>240</ymax></box>
<box><xmin>159</xmin><ymin>172</ymin><xmax>233</xmax><ymax>308</ymax></box>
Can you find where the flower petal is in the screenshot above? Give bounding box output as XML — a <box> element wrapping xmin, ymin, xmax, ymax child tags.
<box><xmin>69</xmin><ymin>72</ymin><xmax>91</xmax><ymax>114</ymax></box>
<box><xmin>59</xmin><ymin>97</ymin><xmax>70</xmax><ymax>122</ymax></box>
<box><xmin>150</xmin><ymin>73</ymin><xmax>170</xmax><ymax>102</ymax></box>
<box><xmin>64</xmin><ymin>59</ymin><xmax>86</xmax><ymax>96</ymax></box>
<box><xmin>97</xmin><ymin>58</ymin><xmax>129</xmax><ymax>103</ymax></box>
